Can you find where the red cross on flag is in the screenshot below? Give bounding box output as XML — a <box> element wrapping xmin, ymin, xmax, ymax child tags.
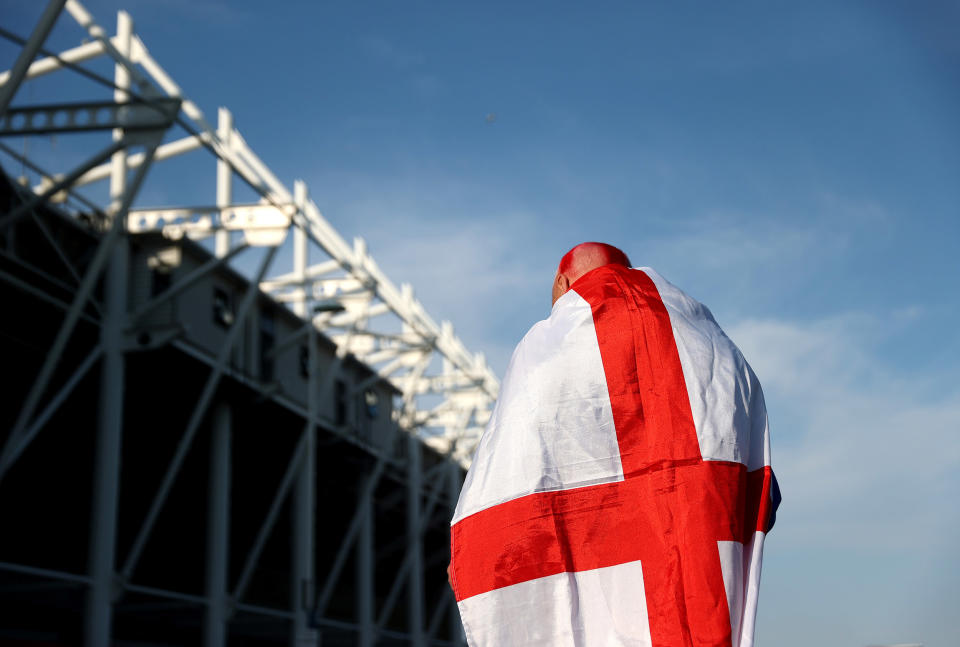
<box><xmin>450</xmin><ymin>265</ymin><xmax>780</xmax><ymax>646</ymax></box>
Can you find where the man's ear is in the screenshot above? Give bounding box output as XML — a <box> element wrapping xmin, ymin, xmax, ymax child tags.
<box><xmin>552</xmin><ymin>272</ymin><xmax>571</xmax><ymax>305</ymax></box>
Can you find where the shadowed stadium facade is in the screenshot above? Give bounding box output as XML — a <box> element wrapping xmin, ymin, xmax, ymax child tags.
<box><xmin>0</xmin><ymin>2</ymin><xmax>496</xmax><ymax>645</ymax></box>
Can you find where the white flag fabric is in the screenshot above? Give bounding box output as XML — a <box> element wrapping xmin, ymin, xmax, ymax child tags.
<box><xmin>450</xmin><ymin>265</ymin><xmax>779</xmax><ymax>647</ymax></box>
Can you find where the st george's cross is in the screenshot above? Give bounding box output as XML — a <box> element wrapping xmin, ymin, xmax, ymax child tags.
<box><xmin>450</xmin><ymin>265</ymin><xmax>779</xmax><ymax>647</ymax></box>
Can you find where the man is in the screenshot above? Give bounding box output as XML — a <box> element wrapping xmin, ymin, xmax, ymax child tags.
<box><xmin>449</xmin><ymin>243</ymin><xmax>779</xmax><ymax>647</ymax></box>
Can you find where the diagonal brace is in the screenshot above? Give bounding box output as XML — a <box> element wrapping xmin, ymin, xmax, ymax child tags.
<box><xmin>120</xmin><ymin>244</ymin><xmax>278</xmax><ymax>580</ymax></box>
<box><xmin>230</xmin><ymin>433</ymin><xmax>307</xmax><ymax>607</ymax></box>
<box><xmin>313</xmin><ymin>457</ymin><xmax>387</xmax><ymax>618</ymax></box>
<box><xmin>127</xmin><ymin>241</ymin><xmax>249</xmax><ymax>323</ymax></box>
<box><xmin>0</xmin><ymin>0</ymin><xmax>68</xmax><ymax>115</ymax></box>
<box><xmin>0</xmin><ymin>344</ymin><xmax>102</xmax><ymax>483</ymax></box>
<box><xmin>1</xmin><ymin>138</ymin><xmax>157</xmax><ymax>474</ymax></box>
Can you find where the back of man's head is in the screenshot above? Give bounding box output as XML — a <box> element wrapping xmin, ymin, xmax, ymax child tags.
<box><xmin>558</xmin><ymin>242</ymin><xmax>631</xmax><ymax>283</ymax></box>
<box><xmin>552</xmin><ymin>242</ymin><xmax>631</xmax><ymax>305</ymax></box>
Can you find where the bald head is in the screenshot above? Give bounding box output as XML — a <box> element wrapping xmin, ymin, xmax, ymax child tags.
<box><xmin>552</xmin><ymin>242</ymin><xmax>631</xmax><ymax>305</ymax></box>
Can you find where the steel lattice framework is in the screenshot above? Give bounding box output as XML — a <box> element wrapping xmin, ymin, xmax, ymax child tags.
<box><xmin>0</xmin><ymin>2</ymin><xmax>495</xmax><ymax>645</ymax></box>
<box><xmin>0</xmin><ymin>0</ymin><xmax>498</xmax><ymax>467</ymax></box>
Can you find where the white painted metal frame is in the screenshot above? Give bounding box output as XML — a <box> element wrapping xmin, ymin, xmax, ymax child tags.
<box><xmin>1</xmin><ymin>0</ymin><xmax>496</xmax><ymax>466</ymax></box>
<box><xmin>0</xmin><ymin>2</ymin><xmax>475</xmax><ymax>645</ymax></box>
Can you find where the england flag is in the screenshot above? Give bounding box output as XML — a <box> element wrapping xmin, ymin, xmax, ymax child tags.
<box><xmin>450</xmin><ymin>265</ymin><xmax>780</xmax><ymax>647</ymax></box>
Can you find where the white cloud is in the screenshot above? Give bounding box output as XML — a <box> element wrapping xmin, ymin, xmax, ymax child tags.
<box><xmin>309</xmin><ymin>169</ymin><xmax>569</xmax><ymax>375</ymax></box>
<box><xmin>349</xmin><ymin>208</ymin><xmax>553</xmax><ymax>374</ymax></box>
<box><xmin>639</xmin><ymin>190</ymin><xmax>892</xmax><ymax>284</ymax></box>
<box><xmin>645</xmin><ymin>215</ymin><xmax>823</xmax><ymax>275</ymax></box>
<box><xmin>728</xmin><ymin>314</ymin><xmax>960</xmax><ymax>550</ymax></box>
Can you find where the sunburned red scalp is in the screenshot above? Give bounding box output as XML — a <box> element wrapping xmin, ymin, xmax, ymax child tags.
<box><xmin>552</xmin><ymin>242</ymin><xmax>632</xmax><ymax>306</ymax></box>
<box><xmin>557</xmin><ymin>242</ymin><xmax>631</xmax><ymax>281</ymax></box>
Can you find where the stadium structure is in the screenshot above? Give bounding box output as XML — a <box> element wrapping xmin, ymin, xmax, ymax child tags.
<box><xmin>0</xmin><ymin>2</ymin><xmax>499</xmax><ymax>645</ymax></box>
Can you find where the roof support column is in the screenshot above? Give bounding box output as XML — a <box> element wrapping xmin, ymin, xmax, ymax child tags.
<box><xmin>204</xmin><ymin>402</ymin><xmax>232</xmax><ymax>647</ymax></box>
<box><xmin>84</xmin><ymin>11</ymin><xmax>131</xmax><ymax>646</ymax></box>
<box><xmin>291</xmin><ymin>326</ymin><xmax>318</xmax><ymax>646</ymax></box>
<box><xmin>355</xmin><ymin>473</ymin><xmax>375</xmax><ymax>647</ymax></box>
<box><xmin>85</xmin><ymin>228</ymin><xmax>127</xmax><ymax>647</ymax></box>
<box><xmin>407</xmin><ymin>434</ymin><xmax>425</xmax><ymax>646</ymax></box>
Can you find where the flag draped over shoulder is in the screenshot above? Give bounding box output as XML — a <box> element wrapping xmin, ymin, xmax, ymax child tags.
<box><xmin>449</xmin><ymin>265</ymin><xmax>780</xmax><ymax>647</ymax></box>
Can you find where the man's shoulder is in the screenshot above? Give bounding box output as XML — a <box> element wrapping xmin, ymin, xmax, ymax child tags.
<box><xmin>636</xmin><ymin>267</ymin><xmax>721</xmax><ymax>328</ymax></box>
<box><xmin>519</xmin><ymin>289</ymin><xmax>597</xmax><ymax>351</ymax></box>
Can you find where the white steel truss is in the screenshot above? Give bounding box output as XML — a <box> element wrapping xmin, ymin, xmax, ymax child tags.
<box><xmin>0</xmin><ymin>3</ymin><xmax>483</xmax><ymax>646</ymax></box>
<box><xmin>0</xmin><ymin>0</ymin><xmax>498</xmax><ymax>467</ymax></box>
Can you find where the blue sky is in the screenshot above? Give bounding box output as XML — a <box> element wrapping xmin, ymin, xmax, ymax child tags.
<box><xmin>2</xmin><ymin>1</ymin><xmax>958</xmax><ymax>645</ymax></box>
